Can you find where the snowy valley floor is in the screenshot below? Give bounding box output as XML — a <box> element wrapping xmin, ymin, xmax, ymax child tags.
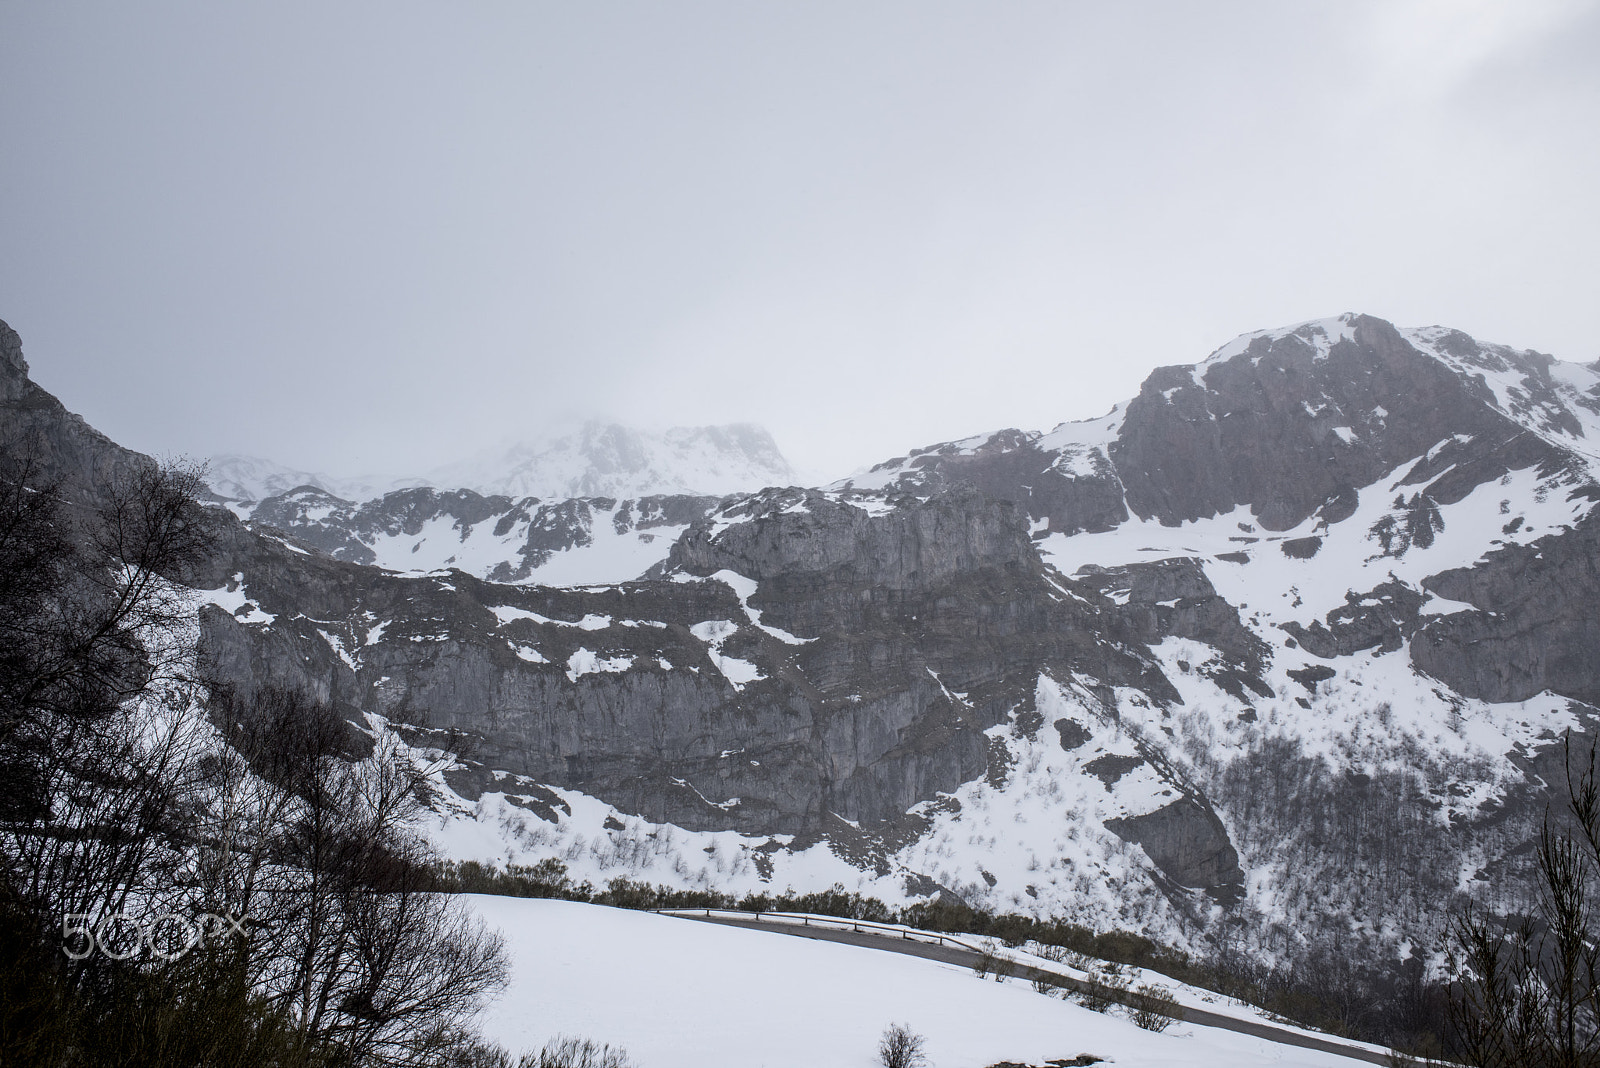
<box><xmin>467</xmin><ymin>897</ymin><xmax>1382</xmax><ymax>1068</ymax></box>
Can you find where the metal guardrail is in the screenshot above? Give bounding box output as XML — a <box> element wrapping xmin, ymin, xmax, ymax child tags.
<box><xmin>655</xmin><ymin>908</ymin><xmax>992</xmax><ymax>956</ymax></box>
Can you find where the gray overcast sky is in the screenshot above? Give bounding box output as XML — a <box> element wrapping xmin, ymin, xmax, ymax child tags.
<box><xmin>2</xmin><ymin>0</ymin><xmax>1597</xmax><ymax>483</ymax></box>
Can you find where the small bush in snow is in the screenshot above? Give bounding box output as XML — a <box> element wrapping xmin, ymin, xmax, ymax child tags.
<box><xmin>1073</xmin><ymin>969</ymin><xmax>1128</xmax><ymax>1014</ymax></box>
<box><xmin>1128</xmin><ymin>983</ymin><xmax>1180</xmax><ymax>1031</ymax></box>
<box><xmin>1071</xmin><ymin>988</ymin><xmax>1113</xmax><ymax>1013</ymax></box>
<box><xmin>878</xmin><ymin>1023</ymin><xmax>929</xmax><ymax>1068</ymax></box>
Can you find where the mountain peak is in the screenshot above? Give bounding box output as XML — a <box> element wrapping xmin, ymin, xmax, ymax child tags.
<box><xmin>1195</xmin><ymin>312</ymin><xmax>1401</xmax><ymax>369</ymax></box>
<box><xmin>427</xmin><ymin>421</ymin><xmax>794</xmax><ymax>500</ymax></box>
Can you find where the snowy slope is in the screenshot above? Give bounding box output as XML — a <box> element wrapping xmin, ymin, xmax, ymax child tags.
<box><xmin>351</xmin><ymin>499</ymin><xmax>690</xmax><ymax>586</ymax></box>
<box><xmin>1402</xmin><ymin>324</ymin><xmax>1600</xmax><ymax>470</ymax></box>
<box><xmin>468</xmin><ymin>896</ymin><xmax>1377</xmax><ymax>1068</ymax></box>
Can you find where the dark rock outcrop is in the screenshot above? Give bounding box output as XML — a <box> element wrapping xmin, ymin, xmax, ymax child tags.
<box><xmin>0</xmin><ymin>317</ymin><xmax>149</xmax><ymax>503</ymax></box>
<box><xmin>0</xmin><ymin>319</ymin><xmax>26</xmax><ymax>376</ymax></box>
<box><xmin>1110</xmin><ymin>316</ymin><xmax>1556</xmax><ymax>530</ymax></box>
<box><xmin>1105</xmin><ymin>799</ymin><xmax>1245</xmax><ymax>903</ymax></box>
<box><xmin>1414</xmin><ymin>510</ymin><xmax>1600</xmax><ymax>705</ymax></box>
<box><xmin>1282</xmin><ymin>579</ymin><xmax>1427</xmax><ymax>658</ymax></box>
<box><xmin>1072</xmin><ymin>557</ymin><xmax>1268</xmax><ymax>679</ymax></box>
<box><xmin>842</xmin><ymin>428</ymin><xmax>1129</xmax><ymax>537</ymax></box>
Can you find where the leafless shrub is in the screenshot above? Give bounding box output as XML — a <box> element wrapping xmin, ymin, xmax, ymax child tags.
<box><xmin>878</xmin><ymin>1023</ymin><xmax>928</xmax><ymax>1068</ymax></box>
<box><xmin>1073</xmin><ymin>968</ymin><xmax>1128</xmax><ymax>1014</ymax></box>
<box><xmin>1129</xmin><ymin>983</ymin><xmax>1180</xmax><ymax>1031</ymax></box>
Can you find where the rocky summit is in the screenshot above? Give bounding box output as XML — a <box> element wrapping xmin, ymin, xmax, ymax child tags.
<box><xmin>6</xmin><ymin>311</ymin><xmax>1599</xmax><ymax>974</ymax></box>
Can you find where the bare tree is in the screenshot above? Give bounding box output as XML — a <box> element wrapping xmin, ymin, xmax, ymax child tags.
<box><xmin>878</xmin><ymin>1023</ymin><xmax>928</xmax><ymax>1068</ymax></box>
<box><xmin>0</xmin><ymin>455</ymin><xmax>216</xmax><ymax>954</ymax></box>
<box><xmin>1</xmin><ymin>454</ymin><xmax>507</xmax><ymax>1066</ymax></box>
<box><xmin>199</xmin><ymin>685</ymin><xmax>508</xmax><ymax>1067</ymax></box>
<box><xmin>1450</xmin><ymin>737</ymin><xmax>1600</xmax><ymax>1067</ymax></box>
<box><xmin>0</xmin><ymin>455</ymin><xmax>312</xmax><ymax>1066</ymax></box>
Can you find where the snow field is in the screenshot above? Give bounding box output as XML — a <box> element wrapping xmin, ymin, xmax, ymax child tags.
<box><xmin>893</xmin><ymin>675</ymin><xmax>1200</xmax><ymax>948</ymax></box>
<box><xmin>467</xmin><ymin>896</ymin><xmax>1375</xmax><ymax>1068</ymax></box>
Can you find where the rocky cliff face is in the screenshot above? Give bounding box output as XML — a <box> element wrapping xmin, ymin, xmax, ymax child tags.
<box><xmin>1415</xmin><ymin>510</ymin><xmax>1600</xmax><ymax>705</ymax></box>
<box><xmin>0</xmin><ymin>318</ymin><xmax>153</xmax><ymax>504</ymax></box>
<box><xmin>7</xmin><ymin>311</ymin><xmax>1599</xmax><ymax>971</ymax></box>
<box><xmin>0</xmin><ymin>319</ymin><xmax>27</xmax><ymax>376</ymax></box>
<box><xmin>1112</xmin><ymin>316</ymin><xmax>1568</xmax><ymax>530</ymax></box>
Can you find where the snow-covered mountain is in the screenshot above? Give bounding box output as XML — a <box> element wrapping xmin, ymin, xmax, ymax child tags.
<box><xmin>212</xmin><ymin>422</ymin><xmax>796</xmax><ymax>586</ymax></box>
<box><xmin>207</xmin><ymin>421</ymin><xmax>794</xmax><ymax>505</ymax></box>
<box><xmin>427</xmin><ymin>421</ymin><xmax>793</xmax><ymax>500</ymax></box>
<box><xmin>10</xmin><ymin>310</ymin><xmax>1600</xmax><ymax>1010</ymax></box>
<box><xmin>206</xmin><ymin>454</ymin><xmax>425</xmax><ymax>505</ymax></box>
<box><xmin>294</xmin><ymin>316</ymin><xmax>1600</xmax><ymax>965</ymax></box>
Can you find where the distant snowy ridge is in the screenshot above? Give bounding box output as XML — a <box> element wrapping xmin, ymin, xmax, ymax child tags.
<box><xmin>205</xmin><ymin>454</ymin><xmax>425</xmax><ymax>504</ymax></box>
<box><xmin>426</xmin><ymin>421</ymin><xmax>793</xmax><ymax>500</ymax></box>
<box><xmin>207</xmin><ymin>420</ymin><xmax>793</xmax><ymax>504</ymax></box>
